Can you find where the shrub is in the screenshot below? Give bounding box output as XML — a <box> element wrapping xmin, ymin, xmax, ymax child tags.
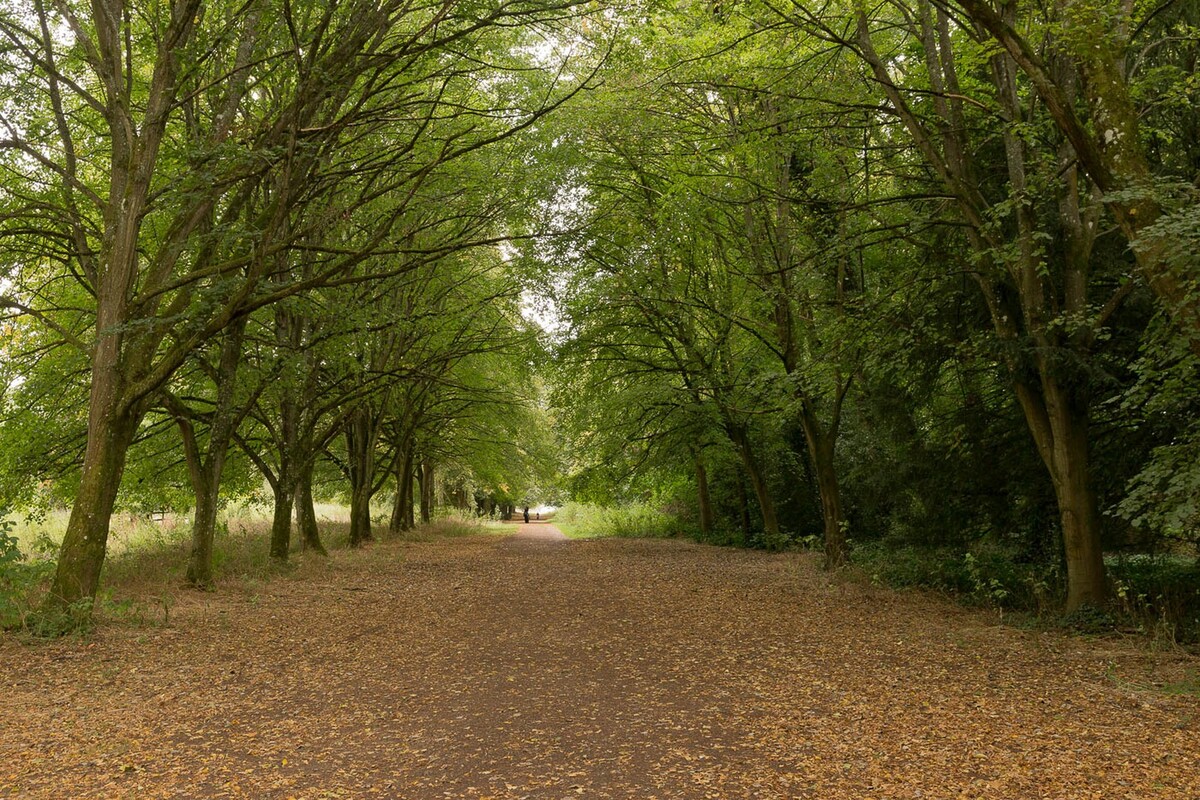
<box><xmin>0</xmin><ymin>509</ymin><xmax>57</xmax><ymax>630</ymax></box>
<box><xmin>1108</xmin><ymin>555</ymin><xmax>1200</xmax><ymax>643</ymax></box>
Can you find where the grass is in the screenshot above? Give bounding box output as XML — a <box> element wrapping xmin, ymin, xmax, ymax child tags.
<box><xmin>1</xmin><ymin>503</ymin><xmax>496</xmax><ymax>635</ymax></box>
<box><xmin>552</xmin><ymin>502</ymin><xmax>682</xmax><ymax>540</ymax></box>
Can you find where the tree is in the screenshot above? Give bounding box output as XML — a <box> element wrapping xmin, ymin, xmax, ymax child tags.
<box><xmin>0</xmin><ymin>0</ymin><xmax>598</xmax><ymax>611</ymax></box>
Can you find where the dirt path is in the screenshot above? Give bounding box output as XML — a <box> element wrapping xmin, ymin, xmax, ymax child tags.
<box><xmin>2</xmin><ymin>530</ymin><xmax>1197</xmax><ymax>799</ymax></box>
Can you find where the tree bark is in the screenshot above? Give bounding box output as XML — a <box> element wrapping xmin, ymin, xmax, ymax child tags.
<box><xmin>345</xmin><ymin>408</ymin><xmax>376</xmax><ymax>547</ymax></box>
<box><xmin>693</xmin><ymin>451</ymin><xmax>714</xmax><ymax>536</ymax></box>
<box><xmin>182</xmin><ymin>320</ymin><xmax>248</xmax><ymax>587</ymax></box>
<box><xmin>185</xmin><ymin>469</ymin><xmax>219</xmax><ymax>587</ymax></box>
<box><xmin>294</xmin><ymin>461</ymin><xmax>326</xmax><ymax>555</ymax></box>
<box><xmin>401</xmin><ymin>449</ymin><xmax>415</xmax><ymax>531</ymax></box>
<box><xmin>419</xmin><ymin>460</ymin><xmax>435</xmax><ymax>524</ymax></box>
<box><xmin>727</xmin><ymin>424</ymin><xmax>780</xmax><ymax>538</ymax></box>
<box><xmin>803</xmin><ymin>422</ymin><xmax>847</xmax><ymax>569</ymax></box>
<box><xmin>1015</xmin><ymin>378</ymin><xmax>1107</xmax><ymax>611</ymax></box>
<box><xmin>269</xmin><ymin>483</ymin><xmax>294</xmax><ymax>560</ymax></box>
<box><xmin>389</xmin><ymin>446</ymin><xmax>413</xmax><ymax>533</ymax></box>
<box><xmin>47</xmin><ymin>396</ymin><xmax>140</xmax><ymax>608</ymax></box>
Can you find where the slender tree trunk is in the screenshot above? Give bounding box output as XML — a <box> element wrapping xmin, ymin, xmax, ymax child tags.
<box><xmin>419</xmin><ymin>460</ymin><xmax>435</xmax><ymax>524</ymax></box>
<box><xmin>727</xmin><ymin>424</ymin><xmax>780</xmax><ymax>538</ymax></box>
<box><xmin>294</xmin><ymin>461</ymin><xmax>326</xmax><ymax>555</ymax></box>
<box><xmin>693</xmin><ymin>451</ymin><xmax>714</xmax><ymax>536</ymax></box>
<box><xmin>184</xmin><ymin>321</ymin><xmax>247</xmax><ymax>587</ymax></box>
<box><xmin>389</xmin><ymin>447</ymin><xmax>409</xmax><ymax>534</ymax></box>
<box><xmin>405</xmin><ymin>467</ymin><xmax>417</xmax><ymax>529</ymax></box>
<box><xmin>800</xmin><ymin>416</ymin><xmax>847</xmax><ymax>569</ymax></box>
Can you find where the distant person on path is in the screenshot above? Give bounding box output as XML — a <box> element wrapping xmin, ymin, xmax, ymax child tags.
<box><xmin>523</xmin><ymin>506</ymin><xmax>530</xmax><ymax>523</ymax></box>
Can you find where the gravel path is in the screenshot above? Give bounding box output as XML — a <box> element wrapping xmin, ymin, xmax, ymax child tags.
<box><xmin>2</xmin><ymin>527</ymin><xmax>1197</xmax><ymax>798</ymax></box>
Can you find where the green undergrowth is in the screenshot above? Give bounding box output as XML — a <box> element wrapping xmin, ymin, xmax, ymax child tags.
<box><xmin>553</xmin><ymin>502</ymin><xmax>684</xmax><ymax>539</ymax></box>
<box><xmin>855</xmin><ymin>540</ymin><xmax>1200</xmax><ymax>645</ymax></box>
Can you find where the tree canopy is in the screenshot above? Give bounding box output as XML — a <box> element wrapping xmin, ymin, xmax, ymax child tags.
<box><xmin>1</xmin><ymin>0</ymin><xmax>1197</xmax><ymax>630</ymax></box>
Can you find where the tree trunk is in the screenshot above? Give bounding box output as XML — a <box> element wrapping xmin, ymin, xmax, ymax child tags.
<box><xmin>184</xmin><ymin>320</ymin><xmax>247</xmax><ymax>587</ymax></box>
<box><xmin>47</xmin><ymin>401</ymin><xmax>140</xmax><ymax>608</ymax></box>
<box><xmin>269</xmin><ymin>482</ymin><xmax>294</xmax><ymax>560</ymax></box>
<box><xmin>693</xmin><ymin>451</ymin><xmax>714</xmax><ymax>536</ymax></box>
<box><xmin>294</xmin><ymin>462</ymin><xmax>326</xmax><ymax>555</ymax></box>
<box><xmin>419</xmin><ymin>460</ymin><xmax>435</xmax><ymax>524</ymax></box>
<box><xmin>1014</xmin><ymin>375</ymin><xmax>1107</xmax><ymax>611</ymax></box>
<box><xmin>389</xmin><ymin>449</ymin><xmax>410</xmax><ymax>533</ymax></box>
<box><xmin>349</xmin><ymin>482</ymin><xmax>372</xmax><ymax>546</ymax></box>
<box><xmin>345</xmin><ymin>408</ymin><xmax>376</xmax><ymax>547</ymax></box>
<box><xmin>186</xmin><ymin>472</ymin><xmax>220</xmax><ymax>588</ymax></box>
<box><xmin>800</xmin><ymin>416</ymin><xmax>847</xmax><ymax>569</ymax></box>
<box><xmin>727</xmin><ymin>424</ymin><xmax>779</xmax><ymax>538</ymax></box>
<box><xmin>405</xmin><ymin>470</ymin><xmax>417</xmax><ymax>529</ymax></box>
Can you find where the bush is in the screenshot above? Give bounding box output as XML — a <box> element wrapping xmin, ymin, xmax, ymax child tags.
<box><xmin>0</xmin><ymin>509</ymin><xmax>57</xmax><ymax>630</ymax></box>
<box><xmin>1108</xmin><ymin>555</ymin><xmax>1200</xmax><ymax>643</ymax></box>
<box><xmin>854</xmin><ymin>540</ymin><xmax>1061</xmax><ymax>612</ymax></box>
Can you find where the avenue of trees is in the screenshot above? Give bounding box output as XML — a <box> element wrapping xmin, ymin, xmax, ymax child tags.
<box><xmin>1</xmin><ymin>0</ymin><xmax>1197</xmax><ymax>633</ymax></box>
<box><xmin>530</xmin><ymin>0</ymin><xmax>1198</xmax><ymax>624</ymax></box>
<box><xmin>0</xmin><ymin>0</ymin><xmax>585</xmax><ymax>623</ymax></box>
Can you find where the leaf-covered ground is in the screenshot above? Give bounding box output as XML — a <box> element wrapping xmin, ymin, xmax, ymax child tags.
<box><xmin>2</xmin><ymin>522</ymin><xmax>1197</xmax><ymax>799</ymax></box>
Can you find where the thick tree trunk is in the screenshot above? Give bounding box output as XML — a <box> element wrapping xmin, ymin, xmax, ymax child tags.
<box><xmin>693</xmin><ymin>451</ymin><xmax>714</xmax><ymax>536</ymax></box>
<box><xmin>1015</xmin><ymin>377</ymin><xmax>1107</xmax><ymax>612</ymax></box>
<box><xmin>186</xmin><ymin>473</ymin><xmax>220</xmax><ymax>588</ymax></box>
<box><xmin>294</xmin><ymin>462</ymin><xmax>326</xmax><ymax>555</ymax></box>
<box><xmin>47</xmin><ymin>402</ymin><xmax>139</xmax><ymax>608</ymax></box>
<box><xmin>269</xmin><ymin>483</ymin><xmax>294</xmax><ymax>560</ymax></box>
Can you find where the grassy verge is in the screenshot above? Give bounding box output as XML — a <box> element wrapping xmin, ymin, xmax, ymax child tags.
<box><xmin>1</xmin><ymin>506</ymin><xmax>493</xmax><ymax>634</ymax></box>
<box><xmin>552</xmin><ymin>502</ymin><xmax>682</xmax><ymax>540</ymax></box>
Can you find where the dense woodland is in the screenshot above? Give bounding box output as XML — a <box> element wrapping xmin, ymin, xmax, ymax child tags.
<box><xmin>0</xmin><ymin>0</ymin><xmax>1197</xmax><ymax>637</ymax></box>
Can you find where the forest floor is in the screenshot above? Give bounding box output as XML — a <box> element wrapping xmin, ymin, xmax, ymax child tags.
<box><xmin>2</xmin><ymin>521</ymin><xmax>1198</xmax><ymax>799</ymax></box>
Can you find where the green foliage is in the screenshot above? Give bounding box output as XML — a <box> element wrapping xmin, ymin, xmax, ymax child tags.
<box><xmin>554</xmin><ymin>502</ymin><xmax>683</xmax><ymax>540</ymax></box>
<box><xmin>0</xmin><ymin>509</ymin><xmax>58</xmax><ymax>631</ymax></box>
<box><xmin>1109</xmin><ymin>555</ymin><xmax>1200</xmax><ymax>643</ymax></box>
<box><xmin>856</xmin><ymin>540</ymin><xmax>1062</xmax><ymax>613</ymax></box>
